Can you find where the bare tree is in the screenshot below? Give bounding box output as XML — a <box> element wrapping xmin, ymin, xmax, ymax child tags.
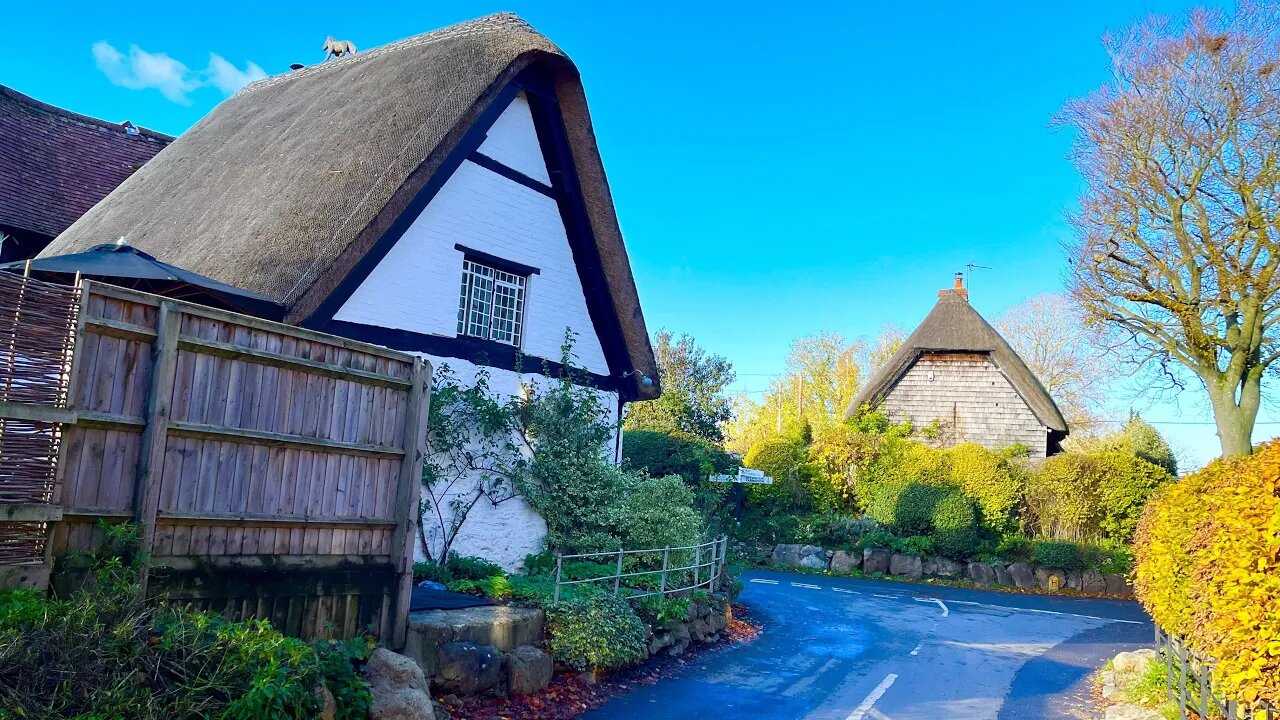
<box><xmin>1059</xmin><ymin>4</ymin><xmax>1280</xmax><ymax>456</ymax></box>
<box><xmin>995</xmin><ymin>294</ymin><xmax>1114</xmax><ymax>435</ymax></box>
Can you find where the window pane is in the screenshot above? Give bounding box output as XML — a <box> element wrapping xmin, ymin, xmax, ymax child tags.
<box><xmin>456</xmin><ymin>259</ymin><xmax>526</xmax><ymax>348</ymax></box>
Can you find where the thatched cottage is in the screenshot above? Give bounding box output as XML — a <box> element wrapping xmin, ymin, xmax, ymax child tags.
<box><xmin>846</xmin><ymin>276</ymin><xmax>1068</xmax><ymax>457</ymax></box>
<box><xmin>43</xmin><ymin>13</ymin><xmax>660</xmax><ymax>568</ymax></box>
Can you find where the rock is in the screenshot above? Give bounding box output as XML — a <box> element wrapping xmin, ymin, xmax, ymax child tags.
<box><xmin>505</xmin><ymin>645</ymin><xmax>552</xmax><ymax>696</ymax></box>
<box><xmin>993</xmin><ymin>563</ymin><xmax>1014</xmax><ymax>586</ymax></box>
<box><xmin>1082</xmin><ymin>569</ymin><xmax>1107</xmax><ymax>595</ymax></box>
<box><xmin>830</xmin><ymin>550</ymin><xmax>861</xmax><ymax>573</ymax></box>
<box><xmin>365</xmin><ymin>648</ymin><xmax>436</xmax><ymax>720</ymax></box>
<box><xmin>1105</xmin><ymin>573</ymin><xmax>1134</xmax><ymax>598</ymax></box>
<box><xmin>708</xmin><ymin>604</ymin><xmax>729</xmax><ymax>633</ymax></box>
<box><xmin>404</xmin><ymin>606</ymin><xmax>544</xmax><ymax>677</ymax></box>
<box><xmin>434</xmin><ymin>643</ymin><xmax>502</xmax><ymax>696</ymax></box>
<box><xmin>1007</xmin><ymin>563</ymin><xmax>1036</xmax><ymax>589</ymax></box>
<box><xmin>1035</xmin><ymin>567</ymin><xmax>1067</xmax><ymax>592</ymax></box>
<box><xmin>648</xmin><ymin>630</ymin><xmax>673</xmax><ymax>655</ymax></box>
<box><xmin>772</xmin><ymin>544</ymin><xmax>829</xmax><ymax>569</ymax></box>
<box><xmin>1066</xmin><ymin>571</ymin><xmax>1083</xmax><ymax>591</ymax></box>
<box><xmin>578</xmin><ymin>670</ymin><xmax>597</xmax><ymax>685</ymax></box>
<box><xmin>889</xmin><ymin>553</ymin><xmax>923</xmax><ymax>579</ymax></box>
<box><xmin>863</xmin><ymin>548</ymin><xmax>891</xmax><ymax>575</ymax></box>
<box><xmin>1099</xmin><ymin>670</ymin><xmax>1119</xmax><ymax>699</ymax></box>
<box><xmin>924</xmin><ymin>557</ymin><xmax>963</xmax><ymax>578</ymax></box>
<box><xmin>313</xmin><ymin>684</ymin><xmax>336</xmax><ymax>720</ymax></box>
<box><xmin>668</xmin><ymin>624</ymin><xmax>692</xmax><ymax>656</ymax></box>
<box><xmin>1104</xmin><ymin>704</ymin><xmax>1164</xmax><ymax>720</ymax></box>
<box><xmin>1112</xmin><ymin>649</ymin><xmax>1159</xmax><ymax>674</ymax></box>
<box><xmin>966</xmin><ymin>562</ymin><xmax>997</xmax><ymax>586</ymax></box>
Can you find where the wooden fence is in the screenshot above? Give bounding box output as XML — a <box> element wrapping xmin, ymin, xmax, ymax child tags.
<box><xmin>0</xmin><ymin>276</ymin><xmax>430</xmax><ymax>647</ymax></box>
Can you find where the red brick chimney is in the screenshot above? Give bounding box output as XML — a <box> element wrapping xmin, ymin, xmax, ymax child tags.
<box><xmin>939</xmin><ymin>273</ymin><xmax>969</xmax><ymax>301</ymax></box>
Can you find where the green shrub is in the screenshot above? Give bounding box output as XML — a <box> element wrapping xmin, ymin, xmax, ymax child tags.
<box><xmin>1023</xmin><ymin>451</ymin><xmax>1170</xmax><ymax>543</ymax></box>
<box><xmin>744</xmin><ymin>437</ymin><xmax>813</xmax><ymax>509</ymax></box>
<box><xmin>314</xmin><ymin>637</ymin><xmax>375</xmax><ymax>720</ymax></box>
<box><xmin>446</xmin><ymin>553</ymin><xmax>505</xmax><ymax>581</ymax></box>
<box><xmin>622</xmin><ymin>429</ymin><xmax>732</xmax><ymax>485</ymax></box>
<box><xmin>808</xmin><ymin>515</ymin><xmax>882</xmax><ymax>549</ymax></box>
<box><xmin>930</xmin><ymin>491</ymin><xmax>980</xmax><ymax>560</ymax></box>
<box><xmin>0</xmin><ymin>524</ymin><xmax>367</xmax><ymax>720</ymax></box>
<box><xmin>1072</xmin><ymin>416</ymin><xmax>1178</xmax><ymax>477</ymax></box>
<box><xmin>945</xmin><ymin>443</ymin><xmax>1023</xmax><ymax>533</ymax></box>
<box><xmin>993</xmin><ymin>533</ymin><xmax>1035</xmax><ymax>563</ymax></box>
<box><xmin>858</xmin><ymin>528</ymin><xmax>897</xmax><ymax>550</ymax></box>
<box><xmin>614</xmin><ymin>475</ymin><xmax>704</xmax><ymax>552</ymax></box>
<box><xmin>1033</xmin><ymin>540</ymin><xmax>1085</xmax><ymax>570</ymax></box>
<box><xmin>447</xmin><ymin>575</ymin><xmax>513</xmax><ymax>600</ymax></box>
<box><xmin>412</xmin><ymin>561</ymin><xmax>453</xmax><ymax>585</ymax></box>
<box><xmin>547</xmin><ymin>594</ymin><xmax>647</xmax><ymax>671</ymax></box>
<box><xmin>890</xmin><ymin>535</ymin><xmax>934</xmax><ymax>556</ymax></box>
<box><xmin>631</xmin><ymin>595</ymin><xmax>691</xmax><ymax>627</ymax></box>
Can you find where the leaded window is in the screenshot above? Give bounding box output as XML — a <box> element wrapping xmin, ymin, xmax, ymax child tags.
<box><xmin>456</xmin><ymin>259</ymin><xmax>527</xmax><ymax>346</ymax></box>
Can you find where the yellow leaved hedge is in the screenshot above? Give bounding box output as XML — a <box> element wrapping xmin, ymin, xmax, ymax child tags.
<box><xmin>1132</xmin><ymin>441</ymin><xmax>1280</xmax><ymax>707</ymax></box>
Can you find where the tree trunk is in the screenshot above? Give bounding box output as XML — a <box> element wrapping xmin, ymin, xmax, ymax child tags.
<box><xmin>1207</xmin><ymin>374</ymin><xmax>1261</xmax><ymax>458</ymax></box>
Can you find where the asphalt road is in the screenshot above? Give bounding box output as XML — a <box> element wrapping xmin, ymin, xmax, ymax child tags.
<box><xmin>583</xmin><ymin>569</ymin><xmax>1153</xmax><ymax>720</ymax></box>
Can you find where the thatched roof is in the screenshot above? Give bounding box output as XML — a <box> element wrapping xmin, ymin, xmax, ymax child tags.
<box><xmin>43</xmin><ymin>13</ymin><xmax>659</xmax><ymax>399</ymax></box>
<box><xmin>846</xmin><ymin>287</ymin><xmax>1069</xmax><ymax>433</ymax></box>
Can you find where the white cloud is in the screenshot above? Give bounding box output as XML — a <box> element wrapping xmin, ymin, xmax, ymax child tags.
<box><xmin>92</xmin><ymin>41</ymin><xmax>267</xmax><ymax>104</ymax></box>
<box><xmin>206</xmin><ymin>54</ymin><xmax>267</xmax><ymax>95</ymax></box>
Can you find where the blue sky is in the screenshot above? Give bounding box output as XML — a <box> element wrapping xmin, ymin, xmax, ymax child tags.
<box><xmin>9</xmin><ymin>0</ymin><xmax>1272</xmax><ymax>468</ymax></box>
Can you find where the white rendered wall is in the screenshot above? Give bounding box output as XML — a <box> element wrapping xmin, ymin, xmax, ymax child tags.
<box><xmin>476</xmin><ymin>93</ymin><xmax>552</xmax><ymax>185</ymax></box>
<box><xmin>415</xmin><ymin>355</ymin><xmax>621</xmax><ymax>571</ymax></box>
<box><xmin>333</xmin><ymin>95</ymin><xmax>609</xmax><ymax>376</ymax></box>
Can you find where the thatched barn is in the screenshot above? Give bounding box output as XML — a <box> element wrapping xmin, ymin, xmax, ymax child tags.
<box><xmin>846</xmin><ymin>276</ymin><xmax>1068</xmax><ymax>457</ymax></box>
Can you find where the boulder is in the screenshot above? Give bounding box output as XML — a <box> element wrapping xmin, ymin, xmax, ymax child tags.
<box><xmin>668</xmin><ymin>623</ymin><xmax>692</xmax><ymax>656</ymax></box>
<box><xmin>1112</xmin><ymin>649</ymin><xmax>1159</xmax><ymax>674</ymax></box>
<box><xmin>434</xmin><ymin>643</ymin><xmax>503</xmax><ymax>696</ymax></box>
<box><xmin>365</xmin><ymin>648</ymin><xmax>436</xmax><ymax>720</ymax></box>
<box><xmin>1104</xmin><ymin>704</ymin><xmax>1163</xmax><ymax>720</ymax></box>
<box><xmin>1035</xmin><ymin>567</ymin><xmax>1067</xmax><ymax>592</ymax></box>
<box><xmin>863</xmin><ymin>548</ymin><xmax>891</xmax><ymax>575</ymax></box>
<box><xmin>889</xmin><ymin>553</ymin><xmax>923</xmax><ymax>579</ymax></box>
<box><xmin>404</xmin><ymin>606</ymin><xmax>544</xmax><ymax>676</ymax></box>
<box><xmin>1099</xmin><ymin>669</ymin><xmax>1119</xmax><ymax>699</ymax></box>
<box><xmin>1105</xmin><ymin>573</ymin><xmax>1134</xmax><ymax>598</ymax></box>
<box><xmin>505</xmin><ymin>645</ymin><xmax>553</xmax><ymax>696</ymax></box>
<box><xmin>924</xmin><ymin>557</ymin><xmax>963</xmax><ymax>578</ymax></box>
<box><xmin>1066</xmin><ymin>571</ymin><xmax>1083</xmax><ymax>591</ymax></box>
<box><xmin>1007</xmin><ymin>563</ymin><xmax>1036</xmax><ymax>589</ymax></box>
<box><xmin>1082</xmin><ymin>569</ymin><xmax>1107</xmax><ymax>595</ymax></box>
<box><xmin>966</xmin><ymin>562</ymin><xmax>997</xmax><ymax>586</ymax></box>
<box><xmin>772</xmin><ymin>544</ymin><xmax>828</xmax><ymax>570</ymax></box>
<box><xmin>708</xmin><ymin>604</ymin><xmax>729</xmax><ymax>633</ymax></box>
<box><xmin>993</xmin><ymin>563</ymin><xmax>1014</xmax><ymax>586</ymax></box>
<box><xmin>830</xmin><ymin>550</ymin><xmax>861</xmax><ymax>573</ymax></box>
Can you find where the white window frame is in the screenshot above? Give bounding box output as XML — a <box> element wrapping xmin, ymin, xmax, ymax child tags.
<box><xmin>456</xmin><ymin>259</ymin><xmax>528</xmax><ymax>347</ymax></box>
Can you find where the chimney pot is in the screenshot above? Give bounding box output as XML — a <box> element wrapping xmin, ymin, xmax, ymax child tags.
<box><xmin>940</xmin><ymin>273</ymin><xmax>969</xmax><ymax>301</ymax></box>
<box><xmin>954</xmin><ymin>273</ymin><xmax>964</xmax><ymax>290</ymax></box>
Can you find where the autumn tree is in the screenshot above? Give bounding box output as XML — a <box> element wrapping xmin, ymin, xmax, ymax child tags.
<box><xmin>995</xmin><ymin>293</ymin><xmax>1114</xmax><ymax>434</ymax></box>
<box><xmin>623</xmin><ymin>331</ymin><xmax>735</xmax><ymax>443</ymax></box>
<box><xmin>1060</xmin><ymin>4</ymin><xmax>1280</xmax><ymax>456</ymax></box>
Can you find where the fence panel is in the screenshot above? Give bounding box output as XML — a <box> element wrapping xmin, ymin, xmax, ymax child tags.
<box><xmin>0</xmin><ymin>278</ymin><xmax>430</xmax><ymax>646</ymax></box>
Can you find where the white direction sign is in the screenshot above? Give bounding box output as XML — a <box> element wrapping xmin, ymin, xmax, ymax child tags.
<box><xmin>709</xmin><ymin>467</ymin><xmax>773</xmax><ymax>485</ymax></box>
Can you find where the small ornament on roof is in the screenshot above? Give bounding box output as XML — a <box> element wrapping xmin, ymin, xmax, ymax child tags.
<box><xmin>322</xmin><ymin>37</ymin><xmax>358</xmax><ymax>62</ymax></box>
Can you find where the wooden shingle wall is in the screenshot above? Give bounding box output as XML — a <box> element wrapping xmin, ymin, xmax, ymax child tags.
<box><xmin>880</xmin><ymin>352</ymin><xmax>1049</xmax><ymax>456</ymax></box>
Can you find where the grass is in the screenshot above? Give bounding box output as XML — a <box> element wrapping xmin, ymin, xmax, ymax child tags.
<box><xmin>1097</xmin><ymin>656</ymin><xmax>1180</xmax><ymax>720</ymax></box>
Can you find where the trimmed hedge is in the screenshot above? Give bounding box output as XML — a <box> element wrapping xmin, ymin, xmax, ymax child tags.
<box><xmin>1133</xmin><ymin>441</ymin><xmax>1280</xmax><ymax>707</ymax></box>
<box><xmin>622</xmin><ymin>429</ymin><xmax>732</xmax><ymax>486</ymax></box>
<box><xmin>1023</xmin><ymin>451</ymin><xmax>1170</xmax><ymax>543</ymax></box>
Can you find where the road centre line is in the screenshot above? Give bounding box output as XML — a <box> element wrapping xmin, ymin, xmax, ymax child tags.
<box><xmin>945</xmin><ymin>599</ymin><xmax>1144</xmax><ymax>624</ymax></box>
<box><xmin>846</xmin><ymin>673</ymin><xmax>898</xmax><ymax>720</ymax></box>
<box><xmin>909</xmin><ymin>643</ymin><xmax>922</xmax><ymax>656</ymax></box>
<box><xmin>871</xmin><ymin>593</ymin><xmax>898</xmax><ymax>599</ymax></box>
<box><xmin>832</xmin><ymin>587</ymin><xmax>859</xmax><ymax>594</ymax></box>
<box><xmin>791</xmin><ymin>582</ymin><xmax>822</xmax><ymax>589</ymax></box>
<box><xmin>750</xmin><ymin>578</ymin><xmax>779</xmax><ymax>584</ymax></box>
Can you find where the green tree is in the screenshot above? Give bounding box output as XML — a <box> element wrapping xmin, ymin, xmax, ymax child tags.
<box><xmin>1060</xmin><ymin>5</ymin><xmax>1280</xmax><ymax>457</ymax></box>
<box><xmin>623</xmin><ymin>331</ymin><xmax>735</xmax><ymax>443</ymax></box>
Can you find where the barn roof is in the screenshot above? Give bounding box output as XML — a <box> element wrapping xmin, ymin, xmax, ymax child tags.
<box><xmin>43</xmin><ymin>13</ymin><xmax>659</xmax><ymax>400</ymax></box>
<box><xmin>0</xmin><ymin>85</ymin><xmax>171</xmax><ymax>239</ymax></box>
<box><xmin>846</xmin><ymin>284</ymin><xmax>1069</xmax><ymax>433</ymax></box>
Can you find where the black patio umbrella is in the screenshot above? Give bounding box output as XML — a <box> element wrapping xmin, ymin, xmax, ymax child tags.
<box><xmin>0</xmin><ymin>240</ymin><xmax>285</xmax><ymax>320</ymax></box>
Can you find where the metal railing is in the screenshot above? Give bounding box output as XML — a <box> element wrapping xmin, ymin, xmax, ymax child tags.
<box><xmin>552</xmin><ymin>536</ymin><xmax>728</xmax><ymax>606</ymax></box>
<box><xmin>1156</xmin><ymin>626</ymin><xmax>1278</xmax><ymax>720</ymax></box>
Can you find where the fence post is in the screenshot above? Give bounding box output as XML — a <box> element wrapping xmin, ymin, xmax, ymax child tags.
<box><xmin>614</xmin><ymin>547</ymin><xmax>624</xmax><ymax>596</ymax></box>
<box><xmin>660</xmin><ymin>548</ymin><xmax>669</xmax><ymax>594</ymax></box>
<box><xmin>694</xmin><ymin>543</ymin><xmax>702</xmax><ymax>588</ymax></box>
<box><xmin>719</xmin><ymin>535</ymin><xmax>728</xmax><ymax>591</ymax></box>
<box><xmin>553</xmin><ymin>554</ymin><xmax>563</xmax><ymax>606</ymax></box>
<box><xmin>1179</xmin><ymin>636</ymin><xmax>1189</xmax><ymax>712</ymax></box>
<box><xmin>388</xmin><ymin>357</ymin><xmax>432</xmax><ymax>649</ymax></box>
<box><xmin>1199</xmin><ymin>656</ymin><xmax>1209</xmax><ymax>720</ymax></box>
<box><xmin>133</xmin><ymin>301</ymin><xmax>181</xmax><ymax>598</ymax></box>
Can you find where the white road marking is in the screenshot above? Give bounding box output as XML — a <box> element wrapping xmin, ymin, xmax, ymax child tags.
<box><xmin>911</xmin><ymin>596</ymin><xmax>949</xmax><ymax>616</ymax></box>
<box><xmin>871</xmin><ymin>593</ymin><xmax>898</xmax><ymax>599</ymax></box>
<box><xmin>750</xmin><ymin>578</ymin><xmax>779</xmax><ymax>585</ymax></box>
<box><xmin>791</xmin><ymin>582</ymin><xmax>822</xmax><ymax>589</ymax></box>
<box><xmin>909</xmin><ymin>643</ymin><xmax>922</xmax><ymax>656</ymax></box>
<box><xmin>846</xmin><ymin>673</ymin><xmax>898</xmax><ymax>720</ymax></box>
<box><xmin>832</xmin><ymin>587</ymin><xmax>859</xmax><ymax>594</ymax></box>
<box><xmin>946</xmin><ymin>599</ymin><xmax>1143</xmax><ymax>624</ymax></box>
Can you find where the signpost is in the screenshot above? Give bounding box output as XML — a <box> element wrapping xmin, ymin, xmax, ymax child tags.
<box><xmin>710</xmin><ymin>468</ymin><xmax>773</xmax><ymax>523</ymax></box>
